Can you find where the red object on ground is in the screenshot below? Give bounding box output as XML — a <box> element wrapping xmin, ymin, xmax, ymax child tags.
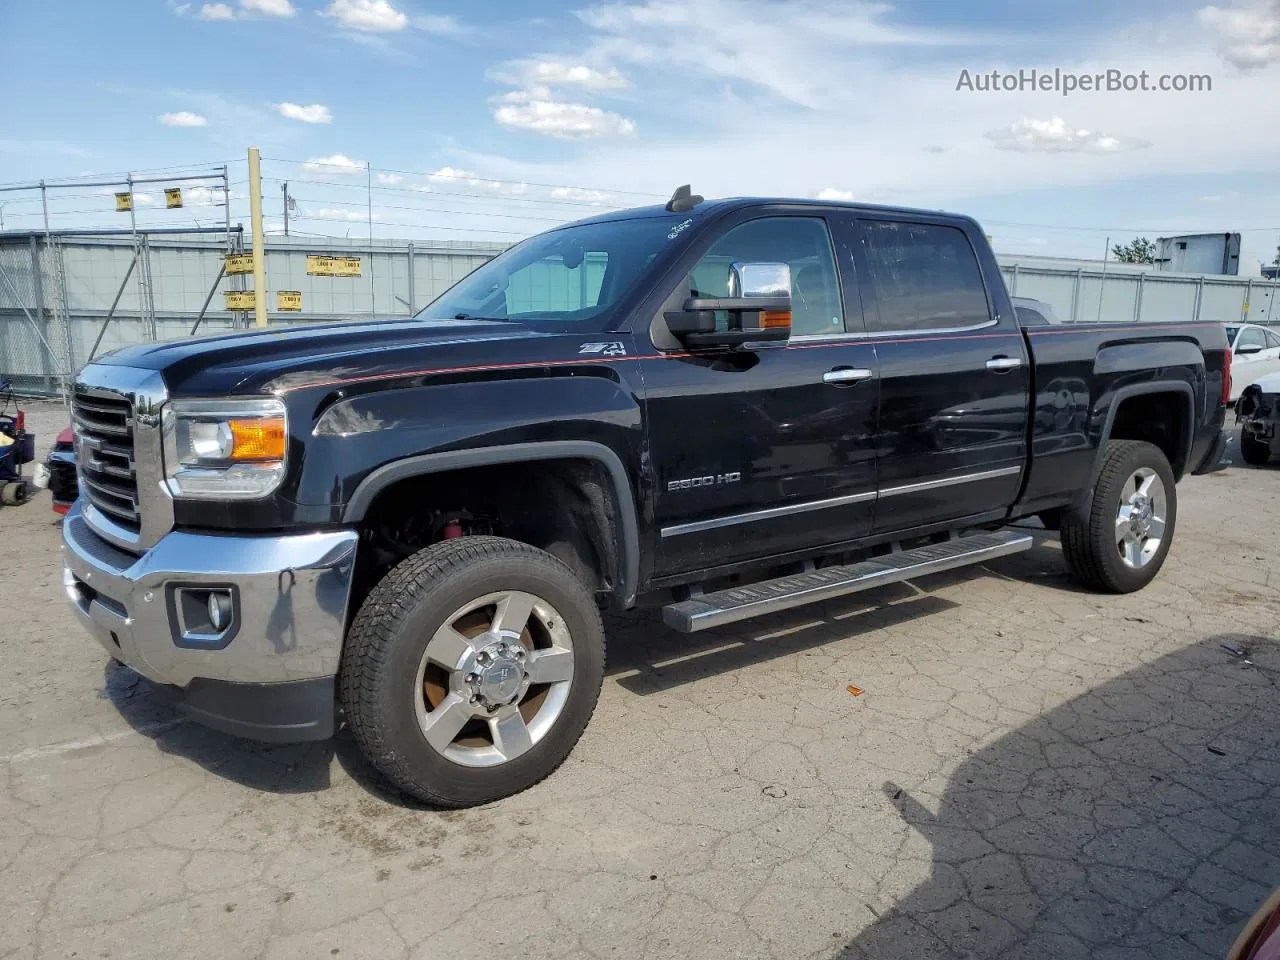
<box><xmin>56</xmin><ymin>426</ymin><xmax>73</xmax><ymax>445</ymax></box>
<box><xmin>52</xmin><ymin>502</ymin><xmax>70</xmax><ymax>516</ymax></box>
<box><xmin>441</xmin><ymin>521</ymin><xmax>463</xmax><ymax>540</ymax></box>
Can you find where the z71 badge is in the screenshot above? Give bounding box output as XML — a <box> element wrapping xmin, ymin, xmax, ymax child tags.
<box><xmin>578</xmin><ymin>341</ymin><xmax>627</xmax><ymax>357</ymax></box>
<box><xmin>667</xmin><ymin>472</ymin><xmax>741</xmax><ymax>492</ymax></box>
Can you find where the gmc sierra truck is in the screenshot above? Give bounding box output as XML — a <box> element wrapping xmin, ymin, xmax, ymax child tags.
<box><xmin>63</xmin><ymin>190</ymin><xmax>1230</xmax><ymax>806</ymax></box>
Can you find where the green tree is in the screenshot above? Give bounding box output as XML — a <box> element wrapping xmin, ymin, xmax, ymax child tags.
<box><xmin>1112</xmin><ymin>237</ymin><xmax>1158</xmax><ymax>264</ymax></box>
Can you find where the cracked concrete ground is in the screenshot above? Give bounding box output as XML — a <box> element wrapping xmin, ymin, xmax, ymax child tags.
<box><xmin>2</xmin><ymin>400</ymin><xmax>1277</xmax><ymax>960</ymax></box>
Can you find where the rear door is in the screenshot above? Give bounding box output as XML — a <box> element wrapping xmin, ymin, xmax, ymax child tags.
<box><xmin>851</xmin><ymin>216</ymin><xmax>1030</xmax><ymax>534</ymax></box>
<box><xmin>641</xmin><ymin>212</ymin><xmax>880</xmax><ymax>578</ymax></box>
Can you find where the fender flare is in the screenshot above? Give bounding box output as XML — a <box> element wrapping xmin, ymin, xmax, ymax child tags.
<box><xmin>343</xmin><ymin>440</ymin><xmax>640</xmax><ymax>607</ymax></box>
<box><xmin>1075</xmin><ymin>380</ymin><xmax>1195</xmax><ymax>511</ymax></box>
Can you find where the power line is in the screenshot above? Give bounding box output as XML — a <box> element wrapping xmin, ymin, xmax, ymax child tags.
<box><xmin>261</xmin><ymin>155</ymin><xmax>667</xmax><ymax>201</ymax></box>
<box><xmin>259</xmin><ymin>175</ymin><xmax>629</xmax><ymax>211</ymax></box>
<box><xmin>292</xmin><ymin>196</ymin><xmax>571</xmax><ymax>224</ymax></box>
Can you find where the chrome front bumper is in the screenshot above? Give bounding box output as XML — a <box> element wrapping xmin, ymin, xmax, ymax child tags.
<box><xmin>61</xmin><ymin>500</ymin><xmax>359</xmax><ymax>689</ymax></box>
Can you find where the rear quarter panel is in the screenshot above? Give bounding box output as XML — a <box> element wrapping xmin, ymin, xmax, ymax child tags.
<box><xmin>1017</xmin><ymin>321</ymin><xmax>1227</xmax><ymax>513</ymax></box>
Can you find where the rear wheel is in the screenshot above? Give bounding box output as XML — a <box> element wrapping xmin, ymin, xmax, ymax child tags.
<box><xmin>340</xmin><ymin>537</ymin><xmax>605</xmax><ymax>807</ymax></box>
<box><xmin>1061</xmin><ymin>440</ymin><xmax>1176</xmax><ymax>593</ymax></box>
<box><xmin>1240</xmin><ymin>433</ymin><xmax>1271</xmax><ymax>466</ymax></box>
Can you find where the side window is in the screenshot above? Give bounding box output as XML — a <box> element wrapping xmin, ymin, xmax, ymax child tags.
<box><xmin>1015</xmin><ymin>306</ymin><xmax>1047</xmax><ymax>326</ymax></box>
<box><xmin>1237</xmin><ymin>327</ymin><xmax>1267</xmax><ymax>352</ymax></box>
<box><xmin>505</xmin><ymin>251</ymin><xmax>608</xmax><ymax>316</ymax></box>
<box><xmin>689</xmin><ymin>217</ymin><xmax>845</xmax><ymax>336</ymax></box>
<box><xmin>860</xmin><ymin>220</ymin><xmax>991</xmax><ymax>332</ymax></box>
<box><xmin>1264</xmin><ymin>329</ymin><xmax>1280</xmax><ymax>349</ymax></box>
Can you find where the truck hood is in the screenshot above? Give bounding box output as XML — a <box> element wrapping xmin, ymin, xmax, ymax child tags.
<box><xmin>93</xmin><ymin>316</ymin><xmax>555</xmax><ymax>395</ymax></box>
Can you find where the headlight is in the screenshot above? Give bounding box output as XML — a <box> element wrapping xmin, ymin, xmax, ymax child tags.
<box><xmin>162</xmin><ymin>397</ymin><xmax>287</xmax><ymax>500</ymax></box>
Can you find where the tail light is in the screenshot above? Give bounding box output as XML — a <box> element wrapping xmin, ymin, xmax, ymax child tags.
<box><xmin>14</xmin><ymin>410</ymin><xmax>23</xmax><ymax>433</ymax></box>
<box><xmin>1223</xmin><ymin>347</ymin><xmax>1232</xmax><ymax>407</ymax></box>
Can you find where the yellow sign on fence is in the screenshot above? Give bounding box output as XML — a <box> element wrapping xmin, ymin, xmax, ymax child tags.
<box><xmin>165</xmin><ymin>188</ymin><xmax>183</xmax><ymax>209</ymax></box>
<box><xmin>306</xmin><ymin>255</ymin><xmax>362</xmax><ymax>277</ymax></box>
<box><xmin>115</xmin><ymin>192</ymin><xmax>133</xmax><ymax>212</ymax></box>
<box><xmin>225</xmin><ymin>253</ymin><xmax>254</xmax><ymax>275</ymax></box>
<box><xmin>224</xmin><ymin>290</ymin><xmax>256</xmax><ymax>311</ymax></box>
<box><xmin>276</xmin><ymin>291</ymin><xmax>302</xmax><ymax>312</ymax></box>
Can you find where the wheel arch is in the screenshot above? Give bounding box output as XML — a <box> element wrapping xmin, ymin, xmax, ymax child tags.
<box><xmin>344</xmin><ymin>441</ymin><xmax>640</xmax><ymax>608</ymax></box>
<box><xmin>1073</xmin><ymin>381</ymin><xmax>1194</xmax><ymax>513</ymax></box>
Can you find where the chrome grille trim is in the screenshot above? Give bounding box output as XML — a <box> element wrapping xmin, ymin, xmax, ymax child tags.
<box><xmin>73</xmin><ymin>365</ymin><xmax>174</xmax><ymax>553</ymax></box>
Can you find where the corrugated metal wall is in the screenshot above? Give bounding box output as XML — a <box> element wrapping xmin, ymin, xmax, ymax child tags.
<box><xmin>3</xmin><ymin>230</ymin><xmax>1279</xmax><ymax>397</ymax></box>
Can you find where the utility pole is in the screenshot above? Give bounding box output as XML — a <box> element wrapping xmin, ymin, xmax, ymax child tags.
<box><xmin>282</xmin><ymin>181</ymin><xmax>290</xmax><ymax>237</ymax></box>
<box><xmin>0</xmin><ymin>202</ymin><xmax>6</xmax><ymax>231</ymax></box>
<box><xmin>247</xmin><ymin>146</ymin><xmax>268</xmax><ymax>329</ymax></box>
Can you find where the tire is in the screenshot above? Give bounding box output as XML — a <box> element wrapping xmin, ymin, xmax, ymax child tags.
<box><xmin>0</xmin><ymin>482</ymin><xmax>28</xmax><ymax>506</ymax></box>
<box><xmin>1061</xmin><ymin>440</ymin><xmax>1177</xmax><ymax>593</ymax></box>
<box><xmin>340</xmin><ymin>536</ymin><xmax>605</xmax><ymax>807</ymax></box>
<box><xmin>1240</xmin><ymin>433</ymin><xmax>1271</xmax><ymax>466</ymax></box>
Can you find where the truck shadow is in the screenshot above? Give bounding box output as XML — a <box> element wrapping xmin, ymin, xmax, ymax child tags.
<box><xmin>835</xmin><ymin>635</ymin><xmax>1279</xmax><ymax>960</ymax></box>
<box><xmin>100</xmin><ymin>659</ymin><xmax>390</xmax><ymax>798</ymax></box>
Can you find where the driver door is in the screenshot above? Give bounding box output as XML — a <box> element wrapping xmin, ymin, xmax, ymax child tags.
<box><xmin>638</xmin><ymin>213</ymin><xmax>881</xmax><ymax>579</ymax></box>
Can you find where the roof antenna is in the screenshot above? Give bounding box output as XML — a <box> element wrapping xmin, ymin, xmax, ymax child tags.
<box><xmin>665</xmin><ymin>184</ymin><xmax>703</xmax><ymax>213</ymax></box>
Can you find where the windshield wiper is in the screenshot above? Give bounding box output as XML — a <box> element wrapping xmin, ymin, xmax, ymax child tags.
<box><xmin>453</xmin><ymin>312</ymin><xmax>506</xmax><ymax>322</ymax></box>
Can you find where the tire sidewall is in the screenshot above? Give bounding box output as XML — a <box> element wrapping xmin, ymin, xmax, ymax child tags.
<box><xmin>354</xmin><ymin>547</ymin><xmax>604</xmax><ymax>805</ymax></box>
<box><xmin>1094</xmin><ymin>443</ymin><xmax>1177</xmax><ymax>591</ymax></box>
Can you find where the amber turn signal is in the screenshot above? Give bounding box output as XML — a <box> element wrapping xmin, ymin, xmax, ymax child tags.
<box><xmin>228</xmin><ymin>416</ymin><xmax>286</xmax><ymax>462</ymax></box>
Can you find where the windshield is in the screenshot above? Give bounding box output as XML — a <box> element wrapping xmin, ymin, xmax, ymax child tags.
<box><xmin>419</xmin><ymin>216</ymin><xmax>690</xmax><ymax>327</ymax></box>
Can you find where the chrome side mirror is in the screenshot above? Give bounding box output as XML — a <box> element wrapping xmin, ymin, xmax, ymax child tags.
<box><xmin>728</xmin><ymin>262</ymin><xmax>791</xmax><ymax>300</ymax></box>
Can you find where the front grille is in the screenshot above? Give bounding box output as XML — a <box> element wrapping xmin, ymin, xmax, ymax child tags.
<box><xmin>72</xmin><ymin>391</ymin><xmax>140</xmax><ymax>531</ymax></box>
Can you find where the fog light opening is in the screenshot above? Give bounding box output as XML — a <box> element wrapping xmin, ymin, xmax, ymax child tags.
<box><xmin>171</xmin><ymin>586</ymin><xmax>239</xmax><ymax>648</ymax></box>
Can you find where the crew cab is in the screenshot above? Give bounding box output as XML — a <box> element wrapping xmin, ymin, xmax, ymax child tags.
<box><xmin>62</xmin><ymin>190</ymin><xmax>1230</xmax><ymax>806</ymax></box>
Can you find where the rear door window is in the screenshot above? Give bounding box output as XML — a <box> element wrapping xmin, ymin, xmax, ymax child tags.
<box><xmin>859</xmin><ymin>220</ymin><xmax>992</xmax><ymax>332</ymax></box>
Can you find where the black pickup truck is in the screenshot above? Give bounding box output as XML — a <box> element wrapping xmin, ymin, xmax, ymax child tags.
<box><xmin>62</xmin><ymin>190</ymin><xmax>1230</xmax><ymax>806</ymax></box>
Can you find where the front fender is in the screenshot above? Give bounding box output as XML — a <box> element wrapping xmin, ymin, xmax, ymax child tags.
<box><xmin>296</xmin><ymin>375</ymin><xmax>644</xmax><ymax>605</ymax></box>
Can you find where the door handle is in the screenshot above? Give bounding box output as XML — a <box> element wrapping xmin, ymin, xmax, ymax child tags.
<box><xmin>986</xmin><ymin>356</ymin><xmax>1022</xmax><ymax>373</ymax></box>
<box><xmin>823</xmin><ymin>367</ymin><xmax>874</xmax><ymax>386</ymax></box>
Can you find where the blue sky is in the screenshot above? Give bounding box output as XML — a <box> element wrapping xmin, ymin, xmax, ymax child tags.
<box><xmin>2</xmin><ymin>0</ymin><xmax>1280</xmax><ymax>270</ymax></box>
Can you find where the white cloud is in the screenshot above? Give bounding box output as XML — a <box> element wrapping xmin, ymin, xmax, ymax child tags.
<box><xmin>528</xmin><ymin>61</ymin><xmax>629</xmax><ymax>89</ymax></box>
<box><xmin>986</xmin><ymin>117</ymin><xmax>1149</xmax><ymax>154</ymax></box>
<box><xmin>493</xmin><ymin>93</ymin><xmax>636</xmax><ymax>139</ymax></box>
<box><xmin>1198</xmin><ymin>1</ymin><xmax>1280</xmax><ymax>69</ymax></box>
<box><xmin>550</xmin><ymin>186</ymin><xmax>616</xmax><ymax>205</ymax></box>
<box><xmin>198</xmin><ymin>2</ymin><xmax>235</xmax><ymax>20</ymax></box>
<box><xmin>413</xmin><ymin>13</ymin><xmax>462</xmax><ymax>34</ymax></box>
<box><xmin>160</xmin><ymin>111</ymin><xmax>209</xmax><ymax>127</ymax></box>
<box><xmin>303</xmin><ymin>153</ymin><xmax>365</xmax><ymax>174</ymax></box>
<box><xmin>306</xmin><ymin>207</ymin><xmax>375</xmax><ymax>221</ymax></box>
<box><xmin>376</xmin><ymin>172</ymin><xmax>403</xmax><ymax>185</ymax></box>
<box><xmin>274</xmin><ymin>102</ymin><xmax>333</xmax><ymax>124</ymax></box>
<box><xmin>428</xmin><ymin>167</ymin><xmax>529</xmax><ymax>195</ymax></box>
<box><xmin>577</xmin><ymin>0</ymin><xmax>1005</xmax><ymax>109</ymax></box>
<box><xmin>242</xmin><ymin>0</ymin><xmax>294</xmax><ymax>14</ymax></box>
<box><xmin>815</xmin><ymin>188</ymin><xmax>856</xmax><ymax>201</ymax></box>
<box><xmin>322</xmin><ymin>0</ymin><xmax>408</xmax><ymax>32</ymax></box>
<box><xmin>133</xmin><ymin>193</ymin><xmax>157</xmax><ymax>206</ymax></box>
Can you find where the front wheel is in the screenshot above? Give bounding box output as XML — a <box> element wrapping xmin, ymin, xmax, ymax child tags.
<box><xmin>1061</xmin><ymin>440</ymin><xmax>1177</xmax><ymax>593</ymax></box>
<box><xmin>340</xmin><ymin>537</ymin><xmax>605</xmax><ymax>807</ymax></box>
